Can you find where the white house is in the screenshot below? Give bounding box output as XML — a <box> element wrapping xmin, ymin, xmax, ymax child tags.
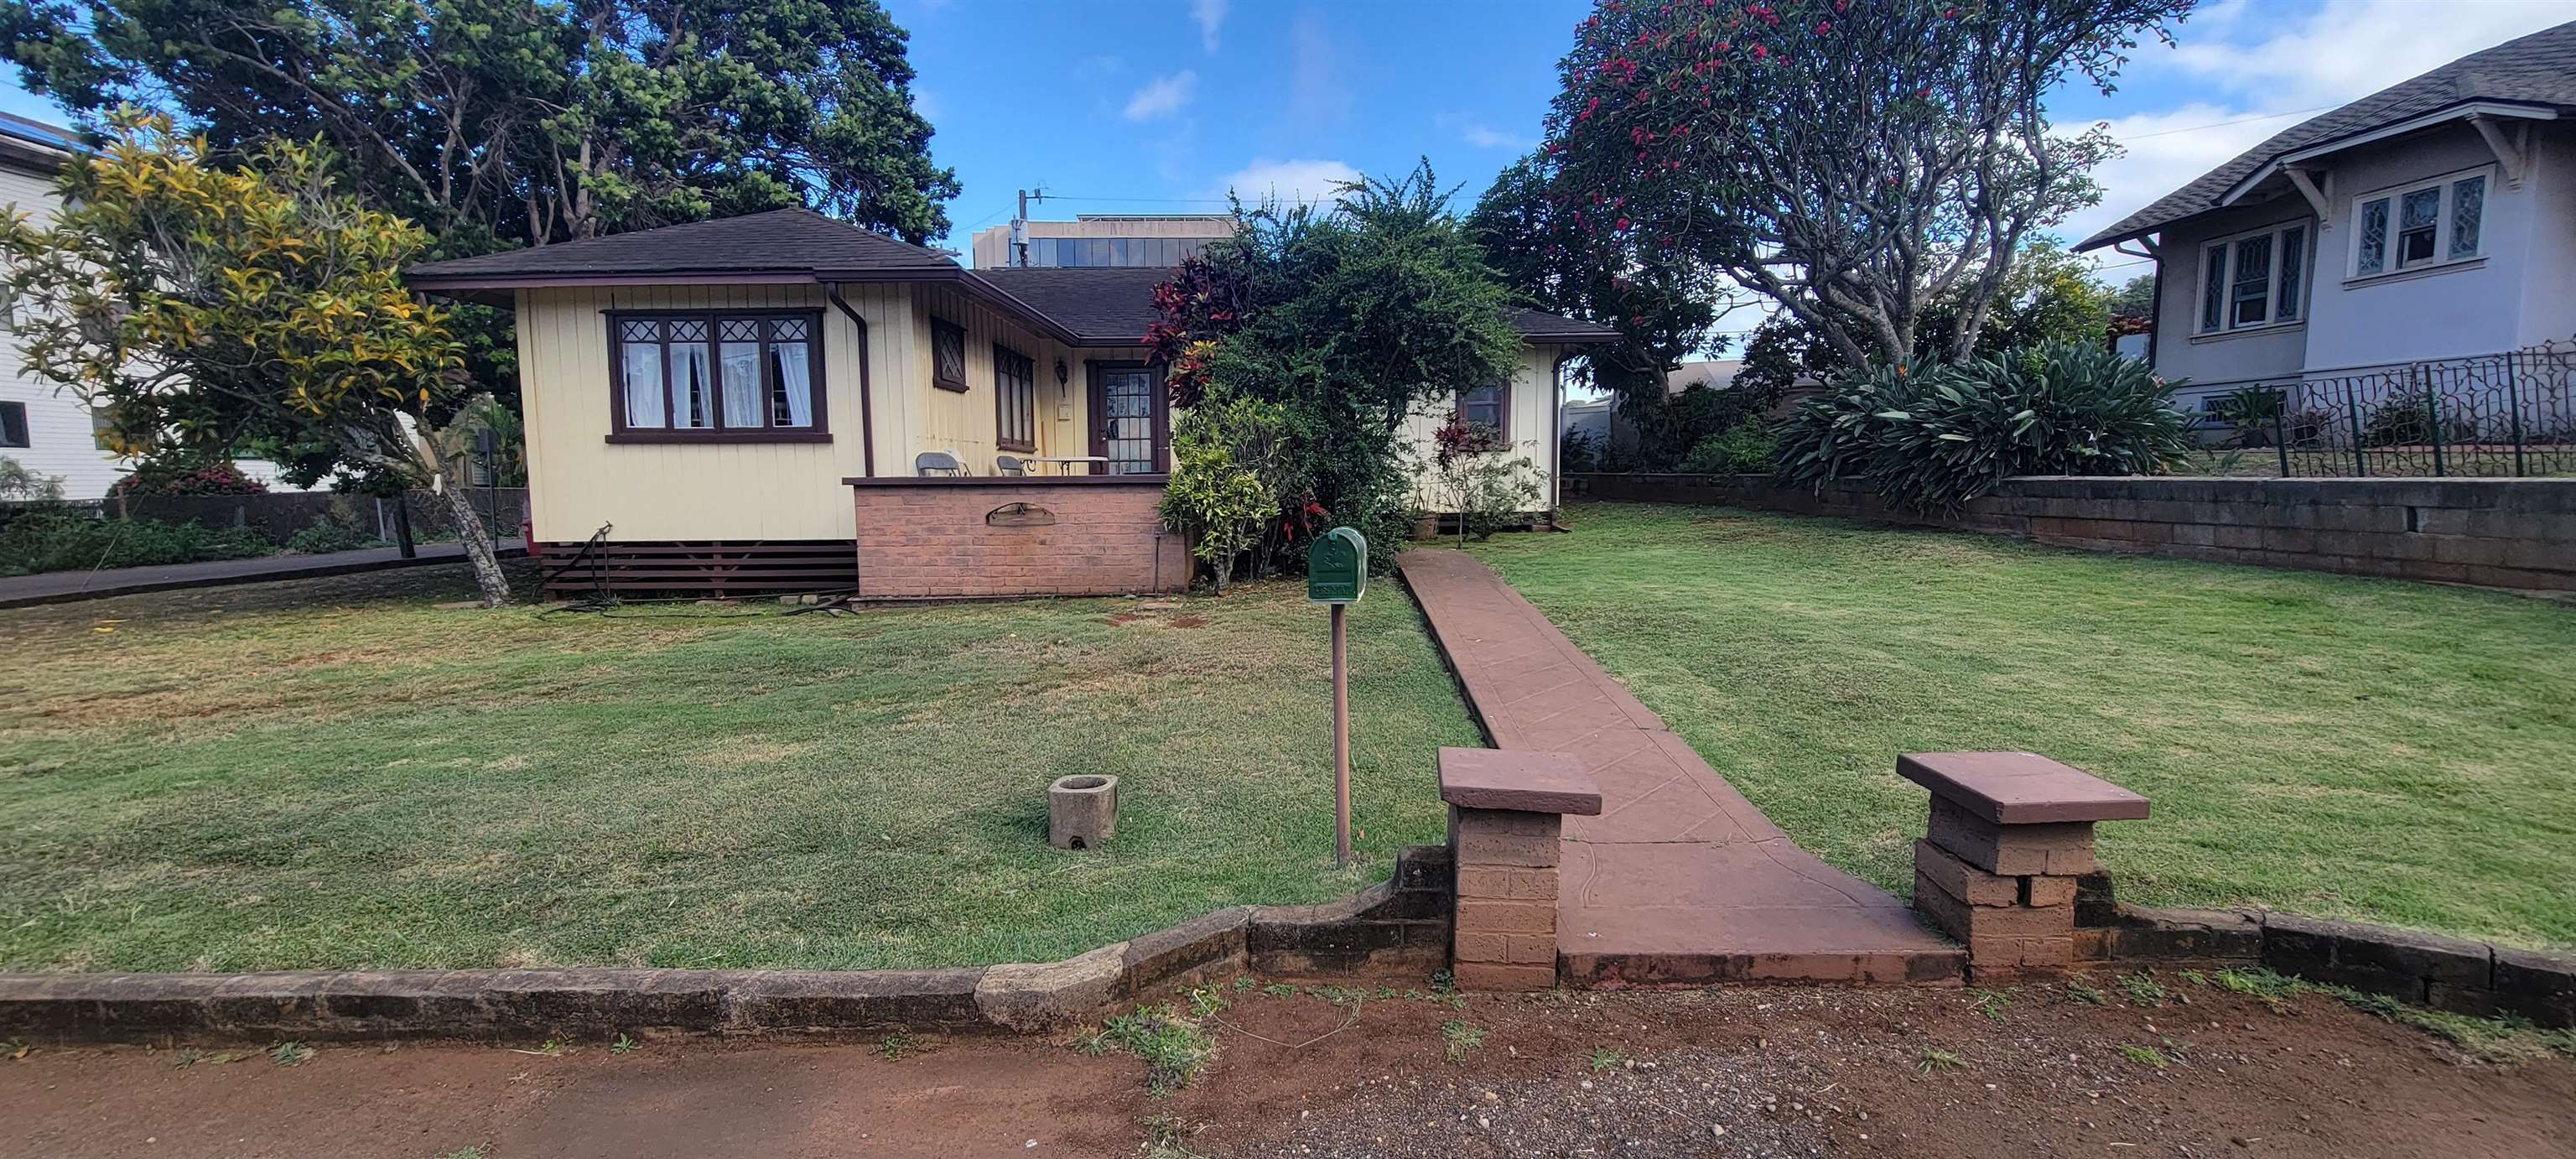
<box><xmin>0</xmin><ymin>112</ymin><xmax>127</xmax><ymax>498</ymax></box>
<box><xmin>2076</xmin><ymin>20</ymin><xmax>2576</xmax><ymax>430</ymax></box>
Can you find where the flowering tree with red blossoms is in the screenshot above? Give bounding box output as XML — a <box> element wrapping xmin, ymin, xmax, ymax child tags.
<box><xmin>1530</xmin><ymin>0</ymin><xmax>2190</xmax><ymax>369</ymax></box>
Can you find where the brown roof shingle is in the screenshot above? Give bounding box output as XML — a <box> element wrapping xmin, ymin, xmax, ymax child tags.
<box><xmin>2075</xmin><ymin>19</ymin><xmax>2576</xmax><ymax>251</ymax></box>
<box><xmin>405</xmin><ymin>207</ymin><xmax>956</xmax><ymax>280</ymax></box>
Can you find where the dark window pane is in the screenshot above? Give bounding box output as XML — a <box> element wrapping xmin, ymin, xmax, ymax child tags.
<box><xmin>2449</xmin><ymin>176</ymin><xmax>2484</xmax><ymax>257</ymax></box>
<box><xmin>0</xmin><ymin>400</ymin><xmax>27</xmax><ymax>447</ymax></box>
<box><xmin>2276</xmin><ymin>227</ymin><xmax>2304</xmax><ymax>321</ymax></box>
<box><xmin>2200</xmin><ymin>244</ymin><xmax>2225</xmax><ymax>330</ymax></box>
<box><xmin>2356</xmin><ymin>198</ymin><xmax>2388</xmax><ymax>275</ymax></box>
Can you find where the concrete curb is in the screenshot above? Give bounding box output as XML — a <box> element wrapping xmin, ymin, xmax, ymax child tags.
<box><xmin>0</xmin><ymin>846</ymin><xmax>1453</xmax><ymax>1046</ymax></box>
<box><xmin>2075</xmin><ymin>903</ymin><xmax>2575</xmax><ymax>1027</ymax></box>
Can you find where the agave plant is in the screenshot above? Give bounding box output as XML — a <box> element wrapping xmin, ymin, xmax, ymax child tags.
<box><xmin>1774</xmin><ymin>340</ymin><xmax>2192</xmax><ymax>512</ymax></box>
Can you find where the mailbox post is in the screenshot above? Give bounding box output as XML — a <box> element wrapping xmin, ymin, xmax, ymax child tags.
<box><xmin>1307</xmin><ymin>528</ymin><xmax>1367</xmax><ymax>866</ymax></box>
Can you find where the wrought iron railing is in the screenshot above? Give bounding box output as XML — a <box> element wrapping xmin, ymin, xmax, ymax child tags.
<box><xmin>2183</xmin><ymin>340</ymin><xmax>2576</xmax><ymax>477</ymax></box>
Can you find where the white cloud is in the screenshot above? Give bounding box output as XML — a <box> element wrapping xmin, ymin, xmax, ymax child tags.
<box><xmin>2156</xmin><ymin>0</ymin><xmax>2576</xmax><ymax>109</ymax></box>
<box><xmin>1124</xmin><ymin>70</ymin><xmax>1198</xmax><ymax>122</ymax></box>
<box><xmin>1216</xmin><ymin>158</ymin><xmax>1361</xmax><ymax>205</ymax></box>
<box><xmin>2057</xmin><ymin>102</ymin><xmax>2301</xmax><ymax>247</ymax></box>
<box><xmin>1192</xmin><ymin>0</ymin><xmax>1228</xmax><ymax>53</ymax></box>
<box><xmin>1462</xmin><ymin>124</ymin><xmax>1531</xmax><ymax>150</ymax></box>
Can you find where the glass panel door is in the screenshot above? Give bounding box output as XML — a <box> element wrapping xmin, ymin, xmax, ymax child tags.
<box><xmin>1092</xmin><ymin>366</ymin><xmax>1162</xmax><ymax>474</ymax></box>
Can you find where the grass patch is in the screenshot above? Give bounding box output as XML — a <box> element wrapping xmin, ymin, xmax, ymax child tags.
<box><xmin>2194</xmin><ymin>966</ymin><xmax>2576</xmax><ymax>1063</ymax></box>
<box><xmin>1088</xmin><ymin>1005</ymin><xmax>1218</xmax><ymax>1095</ymax></box>
<box><xmin>1587</xmin><ymin>1046</ymin><xmax>1628</xmax><ymax>1073</ymax></box>
<box><xmin>0</xmin><ymin>564</ymin><xmax>1478</xmax><ymax>972</ymax></box>
<box><xmin>2117</xmin><ymin>1043</ymin><xmax>2170</xmax><ymax>1069</ymax></box>
<box><xmin>1441</xmin><ymin>1019</ymin><xmax>1487</xmax><ymax>1062</ymax></box>
<box><xmin>1471</xmin><ymin>503</ymin><xmax>2576</xmax><ymax>949</ymax></box>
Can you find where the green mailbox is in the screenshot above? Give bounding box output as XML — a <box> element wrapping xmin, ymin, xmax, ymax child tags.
<box><xmin>1306</xmin><ymin>527</ymin><xmax>1368</xmax><ymax>604</ymax></box>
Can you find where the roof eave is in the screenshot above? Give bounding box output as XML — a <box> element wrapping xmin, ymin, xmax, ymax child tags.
<box><xmin>2217</xmin><ymin>100</ymin><xmax>2566</xmax><ymax>208</ymax></box>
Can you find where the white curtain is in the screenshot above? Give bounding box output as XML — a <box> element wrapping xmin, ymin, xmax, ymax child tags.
<box><xmin>621</xmin><ymin>342</ymin><xmax>665</xmax><ymax>427</ymax></box>
<box><xmin>773</xmin><ymin>343</ymin><xmax>813</xmax><ymax>427</ymax></box>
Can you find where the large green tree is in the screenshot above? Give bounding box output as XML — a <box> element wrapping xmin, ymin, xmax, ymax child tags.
<box><xmin>1</xmin><ymin>0</ymin><xmax>959</xmax><ymax>402</ymax></box>
<box><xmin>0</xmin><ymin>112</ymin><xmax>516</xmax><ymax>604</ymax></box>
<box><xmin>1738</xmin><ymin>238</ymin><xmax>2120</xmax><ymax>398</ymax></box>
<box><xmin>1531</xmin><ymin>0</ymin><xmax>2187</xmax><ymax>369</ymax></box>
<box><xmin>1154</xmin><ymin>164</ymin><xmax>1523</xmax><ymax>569</ymax></box>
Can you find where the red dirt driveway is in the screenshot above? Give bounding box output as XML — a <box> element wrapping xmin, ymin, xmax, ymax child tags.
<box><xmin>8</xmin><ymin>982</ymin><xmax>2573</xmax><ymax>1158</ymax></box>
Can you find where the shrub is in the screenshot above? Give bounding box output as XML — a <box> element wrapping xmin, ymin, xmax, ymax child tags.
<box><xmin>109</xmin><ymin>458</ymin><xmax>267</xmax><ymax>497</ymax></box>
<box><xmin>1427</xmin><ymin>417</ymin><xmax>1542</xmax><ymax>543</ymax></box>
<box><xmin>1774</xmin><ymin>340</ymin><xmax>2193</xmax><ymax>512</ymax></box>
<box><xmin>2362</xmin><ymin>389</ymin><xmax>2479</xmax><ymax>449</ymax></box>
<box><xmin>1560</xmin><ymin>427</ymin><xmax>1604</xmax><ymax>474</ymax></box>
<box><xmin>1679</xmin><ymin>418</ymin><xmax>1776</xmax><ymax>474</ymax></box>
<box><xmin>1161</xmin><ymin>441</ymin><xmax>1275</xmax><ymax>594</ymax></box>
<box><xmin>1633</xmin><ymin>382</ymin><xmax>1768</xmax><ymax>470</ymax></box>
<box><xmin>0</xmin><ymin>509</ymin><xmax>272</xmax><ymax>576</ymax></box>
<box><xmin>283</xmin><ymin>519</ymin><xmax>385</xmax><ymax>554</ymax></box>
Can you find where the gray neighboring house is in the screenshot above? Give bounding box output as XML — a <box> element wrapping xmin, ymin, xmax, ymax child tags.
<box><xmin>2076</xmin><ymin>20</ymin><xmax>2576</xmax><ymax>425</ymax></box>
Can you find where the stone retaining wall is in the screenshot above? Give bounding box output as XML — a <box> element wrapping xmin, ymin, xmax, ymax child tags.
<box><xmin>0</xmin><ymin>846</ymin><xmax>1451</xmax><ymax>1046</ymax></box>
<box><xmin>2075</xmin><ymin>904</ymin><xmax>2575</xmax><ymax>1027</ymax></box>
<box><xmin>1563</xmin><ymin>474</ymin><xmax>2576</xmax><ymax>591</ymax></box>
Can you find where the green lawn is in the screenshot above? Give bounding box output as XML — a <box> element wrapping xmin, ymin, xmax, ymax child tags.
<box><xmin>0</xmin><ymin>566</ymin><xmax>1477</xmax><ymax>973</ymax></box>
<box><xmin>1470</xmin><ymin>502</ymin><xmax>2576</xmax><ymax>949</ymax></box>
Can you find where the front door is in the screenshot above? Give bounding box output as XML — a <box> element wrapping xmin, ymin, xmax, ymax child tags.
<box><xmin>1088</xmin><ymin>362</ymin><xmax>1166</xmax><ymax>474</ymax></box>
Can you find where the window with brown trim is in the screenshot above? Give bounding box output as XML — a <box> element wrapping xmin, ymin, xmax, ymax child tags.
<box><xmin>994</xmin><ymin>343</ymin><xmax>1036</xmax><ymax>452</ymax></box>
<box><xmin>609</xmin><ymin>310</ymin><xmax>827</xmax><ymax>443</ymax></box>
<box><xmin>1458</xmin><ymin>381</ymin><xmax>1509</xmax><ymax>439</ymax></box>
<box><xmin>931</xmin><ymin>318</ymin><xmax>969</xmax><ymax>392</ymax></box>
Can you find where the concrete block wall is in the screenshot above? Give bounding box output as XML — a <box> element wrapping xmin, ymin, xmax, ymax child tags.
<box><xmin>849</xmin><ymin>477</ymin><xmax>1191</xmax><ymax>600</ymax></box>
<box><xmin>1565</xmin><ymin>474</ymin><xmax>2576</xmax><ymax>591</ymax></box>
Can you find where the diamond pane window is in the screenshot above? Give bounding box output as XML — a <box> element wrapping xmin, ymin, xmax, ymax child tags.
<box><xmin>610</xmin><ymin>313</ymin><xmax>822</xmax><ymax>434</ymax></box>
<box><xmin>2230</xmin><ymin>232</ymin><xmax>2272</xmax><ymax>328</ymax></box>
<box><xmin>2397</xmin><ymin>188</ymin><xmax>2440</xmax><ymax>267</ymax></box>
<box><xmin>2449</xmin><ymin>176</ymin><xmax>2485</xmax><ymax>258</ymax></box>
<box><xmin>2356</xmin><ymin>198</ymin><xmax>2389</xmax><ymax>275</ymax></box>
<box><xmin>2276</xmin><ymin>226</ymin><xmax>2305</xmax><ymax>322</ymax></box>
<box><xmin>2200</xmin><ymin>244</ymin><xmax>2226</xmax><ymax>331</ymax></box>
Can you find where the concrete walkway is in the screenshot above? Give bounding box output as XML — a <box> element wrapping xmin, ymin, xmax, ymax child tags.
<box><xmin>0</xmin><ymin>539</ymin><xmax>527</xmax><ymax>610</ymax></box>
<box><xmin>1400</xmin><ymin>548</ymin><xmax>1961</xmax><ymax>986</ymax></box>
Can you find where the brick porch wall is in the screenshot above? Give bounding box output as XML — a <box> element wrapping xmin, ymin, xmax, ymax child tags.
<box><xmin>1565</xmin><ymin>474</ymin><xmax>2576</xmax><ymax>591</ymax></box>
<box><xmin>847</xmin><ymin>476</ymin><xmax>1191</xmax><ymax>600</ymax></box>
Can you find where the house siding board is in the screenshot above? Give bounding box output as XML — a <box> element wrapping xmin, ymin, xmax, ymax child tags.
<box><xmin>2514</xmin><ymin>126</ymin><xmax>2576</xmax><ymax>349</ymax></box>
<box><xmin>0</xmin><ymin>160</ymin><xmax>127</xmax><ymax>500</ymax></box>
<box><xmin>2149</xmin><ymin>201</ymin><xmax>2314</xmax><ymax>396</ymax></box>
<box><xmin>1399</xmin><ymin>345</ymin><xmax>1562</xmax><ymax>512</ymax></box>
<box><xmin>517</xmin><ymin>283</ymin><xmax>886</xmax><ymax>543</ymax></box>
<box><xmin>2299</xmin><ymin>127</ymin><xmax>2531</xmax><ymax>369</ymax></box>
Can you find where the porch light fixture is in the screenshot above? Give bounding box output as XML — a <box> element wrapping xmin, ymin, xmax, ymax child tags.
<box><xmin>1053</xmin><ymin>356</ymin><xmax>1069</xmax><ymax>386</ymax></box>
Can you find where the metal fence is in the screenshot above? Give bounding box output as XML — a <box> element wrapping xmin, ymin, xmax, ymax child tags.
<box><xmin>2183</xmin><ymin>340</ymin><xmax>2576</xmax><ymax>478</ymax></box>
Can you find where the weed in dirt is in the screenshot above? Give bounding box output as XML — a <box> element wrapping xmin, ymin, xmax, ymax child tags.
<box><xmin>434</xmin><ymin>1148</ymin><xmax>488</xmax><ymax>1159</ymax></box>
<box><xmin>269</xmin><ymin>1042</ymin><xmax>313</xmax><ymax>1067</ymax></box>
<box><xmin>169</xmin><ymin>1048</ymin><xmax>240</xmax><ymax>1068</ymax></box>
<box><xmin>1230</xmin><ymin>975</ymin><xmax>1254</xmax><ymax>993</ymax></box>
<box><xmin>2188</xmin><ymin>966</ymin><xmax>2573</xmax><ymax>1063</ymax></box>
<box><xmin>1309</xmin><ymin>985</ymin><xmax>1367</xmax><ymax>1008</ymax></box>
<box><xmin>1429</xmin><ymin>970</ymin><xmax>1457</xmax><ymax>997</ymax></box>
<box><xmin>610</xmin><ymin>1033</ymin><xmax>638</xmax><ymax>1055</ymax></box>
<box><xmin>1185</xmin><ymin>986</ymin><xmax>1228</xmax><ymax>1018</ymax></box>
<box><xmin>2121</xmin><ymin>971</ymin><xmax>2175</xmax><ymax>1007</ymax></box>
<box><xmin>2119</xmin><ymin>1044</ymin><xmax>2170</xmax><ymax>1069</ymax></box>
<box><xmin>1097</xmin><ymin>1006</ymin><xmax>1218</xmax><ymax>1095</ymax></box>
<box><xmin>1140</xmin><ymin>1115</ymin><xmax>1215</xmax><ymax>1159</ymax></box>
<box><xmin>1970</xmin><ymin>988</ymin><xmax>2012</xmax><ymax>1022</ymax></box>
<box><xmin>1441</xmin><ymin>1020</ymin><xmax>1487</xmax><ymax>1062</ymax></box>
<box><xmin>1261</xmin><ymin>983</ymin><xmax>1296</xmax><ymax>998</ymax></box>
<box><xmin>875</xmin><ymin>1032</ymin><xmax>916</xmax><ymax>1062</ymax></box>
<box><xmin>1917</xmin><ymin>1047</ymin><xmax>1965</xmax><ymax>1074</ymax></box>
<box><xmin>1587</xmin><ymin>1047</ymin><xmax>1628</xmax><ymax>1073</ymax></box>
<box><xmin>2064</xmin><ymin>983</ymin><xmax>2108</xmax><ymax>1006</ymax></box>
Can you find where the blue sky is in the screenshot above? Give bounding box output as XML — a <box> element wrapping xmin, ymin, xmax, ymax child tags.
<box><xmin>4</xmin><ymin>0</ymin><xmax>2573</xmax><ymax>314</ymax></box>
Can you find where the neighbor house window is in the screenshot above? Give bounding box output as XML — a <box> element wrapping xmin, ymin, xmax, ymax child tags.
<box><xmin>610</xmin><ymin>311</ymin><xmax>823</xmax><ymax>441</ymax></box>
<box><xmin>2350</xmin><ymin>169</ymin><xmax>2490</xmax><ymax>278</ymax></box>
<box><xmin>1458</xmin><ymin>382</ymin><xmax>1509</xmax><ymax>439</ymax></box>
<box><xmin>2197</xmin><ymin>222</ymin><xmax>2309</xmax><ymax>334</ymax></box>
<box><xmin>931</xmin><ymin>318</ymin><xmax>968</xmax><ymax>392</ymax></box>
<box><xmin>994</xmin><ymin>343</ymin><xmax>1036</xmax><ymax>453</ymax></box>
<box><xmin>0</xmin><ymin>401</ymin><xmax>28</xmax><ymax>448</ymax></box>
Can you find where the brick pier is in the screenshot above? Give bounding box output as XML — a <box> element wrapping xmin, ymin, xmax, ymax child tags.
<box><xmin>1898</xmin><ymin>751</ymin><xmax>2151</xmax><ymax>980</ymax></box>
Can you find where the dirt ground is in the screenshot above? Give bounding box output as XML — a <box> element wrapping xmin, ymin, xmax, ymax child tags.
<box><xmin>8</xmin><ymin>978</ymin><xmax>2572</xmax><ymax>1159</ymax></box>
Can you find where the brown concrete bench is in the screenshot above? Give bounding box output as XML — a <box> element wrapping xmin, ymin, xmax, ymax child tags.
<box><xmin>1898</xmin><ymin>751</ymin><xmax>2149</xmax><ymax>980</ymax></box>
<box><xmin>1439</xmin><ymin>747</ymin><xmax>1601</xmax><ymax>990</ymax></box>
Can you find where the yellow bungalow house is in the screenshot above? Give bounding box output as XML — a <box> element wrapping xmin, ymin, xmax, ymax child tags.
<box><xmin>407</xmin><ymin>208</ymin><xmax>1615</xmax><ymax>599</ymax></box>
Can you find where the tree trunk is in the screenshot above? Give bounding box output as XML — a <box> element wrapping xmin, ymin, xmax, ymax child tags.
<box><xmin>435</xmin><ymin>481</ymin><xmax>514</xmax><ymax>606</ymax></box>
